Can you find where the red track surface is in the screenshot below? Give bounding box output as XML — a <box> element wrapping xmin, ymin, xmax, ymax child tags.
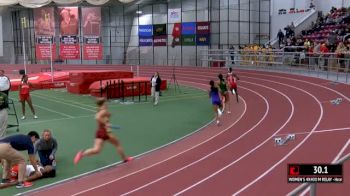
<box><xmin>9</xmin><ymin>65</ymin><xmax>349</xmax><ymax>196</ymax></box>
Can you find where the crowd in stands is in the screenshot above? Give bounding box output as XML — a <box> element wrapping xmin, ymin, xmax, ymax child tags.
<box><xmin>276</xmin><ymin>7</ymin><xmax>350</xmax><ymax>71</ymax></box>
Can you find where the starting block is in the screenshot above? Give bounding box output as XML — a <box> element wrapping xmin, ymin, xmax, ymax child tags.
<box><xmin>330</xmin><ymin>98</ymin><xmax>343</xmax><ymax>105</ymax></box>
<box><xmin>274</xmin><ymin>134</ymin><xmax>296</xmax><ymax>146</ymax></box>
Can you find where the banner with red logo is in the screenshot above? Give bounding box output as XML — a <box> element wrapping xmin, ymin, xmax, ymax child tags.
<box><xmin>82</xmin><ymin>7</ymin><xmax>102</xmax><ymax>60</ymax></box>
<box><xmin>34</xmin><ymin>7</ymin><xmax>56</xmax><ymax>60</ymax></box>
<box><xmin>171</xmin><ymin>23</ymin><xmax>181</xmax><ymax>47</ymax></box>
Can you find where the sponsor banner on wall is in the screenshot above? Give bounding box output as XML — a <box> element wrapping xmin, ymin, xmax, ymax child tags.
<box><xmin>153</xmin><ymin>35</ymin><xmax>167</xmax><ymax>46</ymax></box>
<box><xmin>196</xmin><ymin>34</ymin><xmax>210</xmax><ymax>45</ymax></box>
<box><xmin>196</xmin><ymin>22</ymin><xmax>210</xmax><ymax>34</ymax></box>
<box><xmin>139</xmin><ymin>36</ymin><xmax>153</xmax><ymax>46</ymax></box>
<box><xmin>82</xmin><ymin>7</ymin><xmax>102</xmax><ymax>60</ymax></box>
<box><xmin>35</xmin><ymin>36</ymin><xmax>56</xmax><ymax>60</ymax></box>
<box><xmin>59</xmin><ymin>35</ymin><xmax>80</xmax><ymax>59</ymax></box>
<box><xmin>168</xmin><ymin>8</ymin><xmax>181</xmax><ymax>23</ymax></box>
<box><xmin>139</xmin><ymin>25</ymin><xmax>153</xmax><ymax>36</ymax></box>
<box><xmin>153</xmin><ymin>24</ymin><xmax>166</xmax><ymax>36</ymax></box>
<box><xmin>182</xmin><ymin>35</ymin><xmax>196</xmax><ymax>46</ymax></box>
<box><xmin>34</xmin><ymin>7</ymin><xmax>56</xmax><ymax>60</ymax></box>
<box><xmin>181</xmin><ymin>22</ymin><xmax>196</xmax><ymax>35</ymax></box>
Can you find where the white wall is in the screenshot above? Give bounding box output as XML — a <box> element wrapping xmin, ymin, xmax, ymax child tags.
<box><xmin>272</xmin><ymin>0</ymin><xmax>350</xmax><ymax>15</ymax></box>
<box><xmin>314</xmin><ymin>0</ymin><xmax>350</xmax><ymax>13</ymax></box>
<box><xmin>271</xmin><ymin>0</ymin><xmax>312</xmax><ymax>15</ymax></box>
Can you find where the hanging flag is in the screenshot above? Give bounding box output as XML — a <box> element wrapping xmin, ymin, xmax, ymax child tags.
<box><xmin>171</xmin><ymin>23</ymin><xmax>181</xmax><ymax>47</ymax></box>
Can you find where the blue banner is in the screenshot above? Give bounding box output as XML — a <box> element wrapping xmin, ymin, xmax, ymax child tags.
<box><xmin>139</xmin><ymin>25</ymin><xmax>153</xmax><ymax>36</ymax></box>
<box><xmin>139</xmin><ymin>36</ymin><xmax>153</xmax><ymax>46</ymax></box>
<box><xmin>196</xmin><ymin>34</ymin><xmax>210</xmax><ymax>45</ymax></box>
<box><xmin>182</xmin><ymin>22</ymin><xmax>196</xmax><ymax>35</ymax></box>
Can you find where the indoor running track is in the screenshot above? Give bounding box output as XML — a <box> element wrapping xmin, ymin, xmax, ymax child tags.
<box><xmin>22</xmin><ymin>67</ymin><xmax>350</xmax><ymax>196</ymax></box>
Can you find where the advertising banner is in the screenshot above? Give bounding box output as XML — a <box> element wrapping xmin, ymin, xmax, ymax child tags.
<box><xmin>139</xmin><ymin>36</ymin><xmax>153</xmax><ymax>46</ymax></box>
<box><xmin>196</xmin><ymin>22</ymin><xmax>210</xmax><ymax>34</ymax></box>
<box><xmin>139</xmin><ymin>25</ymin><xmax>153</xmax><ymax>36</ymax></box>
<box><xmin>182</xmin><ymin>35</ymin><xmax>196</xmax><ymax>46</ymax></box>
<box><xmin>153</xmin><ymin>24</ymin><xmax>166</xmax><ymax>36</ymax></box>
<box><xmin>153</xmin><ymin>35</ymin><xmax>167</xmax><ymax>46</ymax></box>
<box><xmin>196</xmin><ymin>34</ymin><xmax>210</xmax><ymax>45</ymax></box>
<box><xmin>181</xmin><ymin>22</ymin><xmax>196</xmax><ymax>35</ymax></box>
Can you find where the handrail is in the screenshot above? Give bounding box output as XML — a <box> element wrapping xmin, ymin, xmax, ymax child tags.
<box><xmin>288</xmin><ymin>152</ymin><xmax>350</xmax><ymax>196</ymax></box>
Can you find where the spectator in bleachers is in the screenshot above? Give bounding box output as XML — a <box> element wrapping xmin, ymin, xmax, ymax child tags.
<box><xmin>328</xmin><ymin>31</ymin><xmax>338</xmax><ymax>52</ymax></box>
<box><xmin>277</xmin><ymin>29</ymin><xmax>285</xmax><ymax>47</ymax></box>
<box><xmin>336</xmin><ymin>41</ymin><xmax>348</xmax><ymax>71</ymax></box>
<box><xmin>313</xmin><ymin>42</ymin><xmax>321</xmax><ymax>67</ymax></box>
<box><xmin>320</xmin><ymin>43</ymin><xmax>330</xmax><ymax>70</ymax></box>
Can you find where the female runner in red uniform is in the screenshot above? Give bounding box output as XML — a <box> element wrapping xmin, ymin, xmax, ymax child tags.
<box><xmin>226</xmin><ymin>67</ymin><xmax>240</xmax><ymax>103</ymax></box>
<box><xmin>74</xmin><ymin>98</ymin><xmax>132</xmax><ymax>164</ymax></box>
<box><xmin>19</xmin><ymin>74</ymin><xmax>37</xmax><ymax>119</ymax></box>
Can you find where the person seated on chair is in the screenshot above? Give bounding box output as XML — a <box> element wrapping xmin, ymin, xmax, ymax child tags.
<box><xmin>34</xmin><ymin>129</ymin><xmax>58</xmax><ymax>171</ymax></box>
<box><xmin>0</xmin><ymin>92</ymin><xmax>9</xmax><ymax>137</ymax></box>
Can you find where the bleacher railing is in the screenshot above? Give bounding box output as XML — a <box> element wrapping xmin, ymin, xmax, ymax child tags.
<box><xmin>200</xmin><ymin>48</ymin><xmax>350</xmax><ymax>84</ymax></box>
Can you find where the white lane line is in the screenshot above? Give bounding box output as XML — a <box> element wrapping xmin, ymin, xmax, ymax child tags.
<box><xmin>11</xmin><ymin>97</ymin><xmax>74</xmax><ymax>118</ymax></box>
<box><xmin>274</xmin><ymin>127</ymin><xmax>350</xmax><ymax>137</ymax></box>
<box><xmin>19</xmin><ymin>115</ymin><xmax>94</xmax><ymax>126</ymax></box>
<box><xmin>120</xmin><ymin>85</ymin><xmax>272</xmax><ymax>196</ymax></box>
<box><xmin>174</xmin><ymin>80</ymin><xmax>295</xmax><ymax>196</ymax></box>
<box><xmin>31</xmin><ymin>93</ymin><xmax>96</xmax><ymax>112</ymax></box>
<box><xmin>231</xmin><ymin>76</ymin><xmax>324</xmax><ymax>196</ymax></box>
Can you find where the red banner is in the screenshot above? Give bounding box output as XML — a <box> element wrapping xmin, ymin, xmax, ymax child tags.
<box><xmin>196</xmin><ymin>22</ymin><xmax>210</xmax><ymax>34</ymax></box>
<box><xmin>59</xmin><ymin>44</ymin><xmax>80</xmax><ymax>59</ymax></box>
<box><xmin>36</xmin><ymin>44</ymin><xmax>56</xmax><ymax>60</ymax></box>
<box><xmin>153</xmin><ymin>35</ymin><xmax>167</xmax><ymax>46</ymax></box>
<box><xmin>83</xmin><ymin>44</ymin><xmax>103</xmax><ymax>60</ymax></box>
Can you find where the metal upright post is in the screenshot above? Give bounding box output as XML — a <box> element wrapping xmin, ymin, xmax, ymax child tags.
<box><xmin>21</xmin><ymin>17</ymin><xmax>27</xmax><ymax>74</ymax></box>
